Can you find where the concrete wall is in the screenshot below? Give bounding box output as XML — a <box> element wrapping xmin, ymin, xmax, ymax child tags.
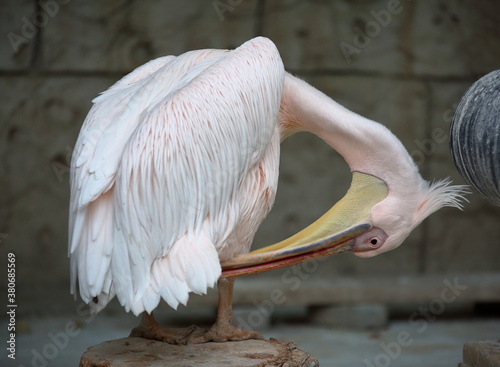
<box><xmin>1</xmin><ymin>0</ymin><xmax>499</xmax><ymax>316</ymax></box>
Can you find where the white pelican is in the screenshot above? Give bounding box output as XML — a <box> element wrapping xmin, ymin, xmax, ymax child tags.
<box><xmin>69</xmin><ymin>37</ymin><xmax>466</xmax><ymax>343</ymax></box>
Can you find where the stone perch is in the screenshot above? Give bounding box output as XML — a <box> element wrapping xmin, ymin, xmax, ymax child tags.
<box><xmin>79</xmin><ymin>337</ymin><xmax>319</xmax><ymax>367</ymax></box>
<box><xmin>460</xmin><ymin>340</ymin><xmax>500</xmax><ymax>367</ymax></box>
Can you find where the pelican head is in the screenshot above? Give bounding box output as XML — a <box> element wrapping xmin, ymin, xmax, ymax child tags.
<box><xmin>223</xmin><ymin>67</ymin><xmax>467</xmax><ymax>274</ymax></box>
<box><xmin>353</xmin><ymin>173</ymin><xmax>466</xmax><ymax>258</ymax></box>
<box><xmin>279</xmin><ymin>73</ymin><xmax>467</xmax><ymax>260</ymax></box>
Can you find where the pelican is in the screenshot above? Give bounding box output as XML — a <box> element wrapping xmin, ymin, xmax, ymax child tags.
<box><xmin>69</xmin><ymin>37</ymin><xmax>466</xmax><ymax>344</ymax></box>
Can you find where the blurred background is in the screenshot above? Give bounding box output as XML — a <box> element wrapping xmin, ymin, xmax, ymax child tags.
<box><xmin>1</xmin><ymin>0</ymin><xmax>499</xmax><ymax>366</ymax></box>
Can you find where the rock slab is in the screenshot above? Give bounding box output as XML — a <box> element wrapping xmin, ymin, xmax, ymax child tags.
<box><xmin>461</xmin><ymin>340</ymin><xmax>500</xmax><ymax>367</ymax></box>
<box><xmin>79</xmin><ymin>337</ymin><xmax>319</xmax><ymax>367</ymax></box>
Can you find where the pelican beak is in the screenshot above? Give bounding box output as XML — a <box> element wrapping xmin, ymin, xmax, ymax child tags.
<box><xmin>221</xmin><ymin>172</ymin><xmax>388</xmax><ymax>278</ymax></box>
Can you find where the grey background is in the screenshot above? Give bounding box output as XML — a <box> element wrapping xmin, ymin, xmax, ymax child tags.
<box><xmin>1</xmin><ymin>0</ymin><xmax>499</xmax><ymax>321</ymax></box>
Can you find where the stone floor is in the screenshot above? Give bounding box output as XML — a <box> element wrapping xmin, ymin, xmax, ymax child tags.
<box><xmin>3</xmin><ymin>309</ymin><xmax>499</xmax><ymax>367</ymax></box>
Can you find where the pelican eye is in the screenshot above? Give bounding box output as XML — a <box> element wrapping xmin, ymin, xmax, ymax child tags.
<box><xmin>353</xmin><ymin>228</ymin><xmax>387</xmax><ymax>254</ymax></box>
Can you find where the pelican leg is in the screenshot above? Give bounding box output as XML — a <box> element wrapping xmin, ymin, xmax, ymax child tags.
<box><xmin>129</xmin><ymin>312</ymin><xmax>205</xmax><ymax>344</ymax></box>
<box><xmin>130</xmin><ymin>278</ymin><xmax>262</xmax><ymax>344</ymax></box>
<box><xmin>188</xmin><ymin>277</ymin><xmax>264</xmax><ymax>343</ymax></box>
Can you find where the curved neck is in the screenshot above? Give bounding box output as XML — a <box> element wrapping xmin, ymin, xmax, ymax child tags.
<box><xmin>280</xmin><ymin>74</ymin><xmax>418</xmax><ymax>181</ymax></box>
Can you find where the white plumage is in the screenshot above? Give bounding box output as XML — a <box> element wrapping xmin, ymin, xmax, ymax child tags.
<box><xmin>70</xmin><ymin>38</ymin><xmax>283</xmax><ymax>315</ymax></box>
<box><xmin>69</xmin><ymin>37</ymin><xmax>466</xmax><ymax>334</ymax></box>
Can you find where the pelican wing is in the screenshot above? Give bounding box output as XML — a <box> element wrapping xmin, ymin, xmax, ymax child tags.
<box><xmin>69</xmin><ymin>37</ymin><xmax>285</xmax><ymax>314</ymax></box>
